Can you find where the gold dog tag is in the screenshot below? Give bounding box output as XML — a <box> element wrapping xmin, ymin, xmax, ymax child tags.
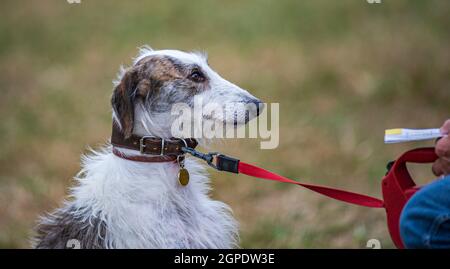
<box><xmin>177</xmin><ymin>155</ymin><xmax>189</xmax><ymax>186</ymax></box>
<box><xmin>178</xmin><ymin>168</ymin><xmax>190</xmax><ymax>186</ymax></box>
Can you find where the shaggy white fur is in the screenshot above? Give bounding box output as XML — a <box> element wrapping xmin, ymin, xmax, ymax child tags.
<box><xmin>68</xmin><ymin>145</ymin><xmax>239</xmax><ymax>248</ymax></box>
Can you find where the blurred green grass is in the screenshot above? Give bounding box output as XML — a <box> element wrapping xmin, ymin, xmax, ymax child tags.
<box><xmin>0</xmin><ymin>0</ymin><xmax>448</xmax><ymax>248</ymax></box>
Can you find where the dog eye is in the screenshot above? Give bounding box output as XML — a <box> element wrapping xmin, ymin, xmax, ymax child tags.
<box><xmin>188</xmin><ymin>69</ymin><xmax>206</xmax><ymax>82</ymax></box>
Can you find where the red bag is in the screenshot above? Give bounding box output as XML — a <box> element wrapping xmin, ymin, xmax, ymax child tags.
<box><xmin>381</xmin><ymin>147</ymin><xmax>438</xmax><ymax>248</ymax></box>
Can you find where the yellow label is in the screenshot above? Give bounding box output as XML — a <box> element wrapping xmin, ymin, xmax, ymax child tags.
<box><xmin>385</xmin><ymin>128</ymin><xmax>403</xmax><ymax>135</ymax></box>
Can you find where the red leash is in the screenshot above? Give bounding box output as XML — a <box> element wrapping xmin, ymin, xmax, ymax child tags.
<box><xmin>182</xmin><ymin>147</ymin><xmax>438</xmax><ymax>248</ymax></box>
<box><xmin>182</xmin><ymin>147</ymin><xmax>384</xmax><ymax>208</ymax></box>
<box><xmin>238</xmin><ymin>161</ymin><xmax>384</xmax><ymax>208</ymax></box>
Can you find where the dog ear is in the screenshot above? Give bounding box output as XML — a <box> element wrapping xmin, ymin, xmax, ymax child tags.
<box><xmin>111</xmin><ymin>68</ymin><xmax>139</xmax><ymax>138</ymax></box>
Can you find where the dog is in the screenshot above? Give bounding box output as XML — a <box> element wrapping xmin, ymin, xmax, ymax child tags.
<box><xmin>32</xmin><ymin>46</ymin><xmax>263</xmax><ymax>248</ymax></box>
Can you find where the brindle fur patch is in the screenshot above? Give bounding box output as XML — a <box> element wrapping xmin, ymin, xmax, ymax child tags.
<box><xmin>112</xmin><ymin>55</ymin><xmax>209</xmax><ymax>135</ymax></box>
<box><xmin>33</xmin><ymin>205</ymin><xmax>108</xmax><ymax>249</ymax></box>
<box><xmin>133</xmin><ymin>55</ymin><xmax>208</xmax><ymax>97</ymax></box>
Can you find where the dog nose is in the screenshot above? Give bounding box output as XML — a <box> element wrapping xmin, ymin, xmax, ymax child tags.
<box><xmin>255</xmin><ymin>100</ymin><xmax>264</xmax><ymax>116</ymax></box>
<box><xmin>246</xmin><ymin>98</ymin><xmax>264</xmax><ymax>116</ymax></box>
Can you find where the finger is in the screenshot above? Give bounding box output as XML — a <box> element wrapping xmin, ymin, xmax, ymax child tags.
<box><xmin>432</xmin><ymin>159</ymin><xmax>444</xmax><ymax>176</ymax></box>
<box><xmin>440</xmin><ymin>119</ymin><xmax>450</xmax><ymax>134</ymax></box>
<box><xmin>432</xmin><ymin>159</ymin><xmax>450</xmax><ymax>177</ymax></box>
<box><xmin>435</xmin><ymin>135</ymin><xmax>450</xmax><ymax>158</ymax></box>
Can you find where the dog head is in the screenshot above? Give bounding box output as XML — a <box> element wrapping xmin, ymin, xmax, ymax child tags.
<box><xmin>112</xmin><ymin>46</ymin><xmax>263</xmax><ymax>138</ymax></box>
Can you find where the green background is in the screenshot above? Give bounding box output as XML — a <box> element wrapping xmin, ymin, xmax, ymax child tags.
<box><xmin>0</xmin><ymin>0</ymin><xmax>448</xmax><ymax>248</ymax></box>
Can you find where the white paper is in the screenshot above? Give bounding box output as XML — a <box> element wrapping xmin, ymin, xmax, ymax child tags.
<box><xmin>384</xmin><ymin>128</ymin><xmax>443</xmax><ymax>144</ymax></box>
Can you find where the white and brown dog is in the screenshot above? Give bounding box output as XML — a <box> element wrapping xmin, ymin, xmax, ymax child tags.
<box><xmin>33</xmin><ymin>46</ymin><xmax>262</xmax><ymax>249</ymax></box>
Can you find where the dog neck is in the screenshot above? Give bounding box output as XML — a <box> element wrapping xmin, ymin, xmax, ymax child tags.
<box><xmin>110</xmin><ymin>123</ymin><xmax>198</xmax><ymax>163</ymax></box>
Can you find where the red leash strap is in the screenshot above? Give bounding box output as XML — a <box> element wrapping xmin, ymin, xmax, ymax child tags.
<box><xmin>180</xmin><ymin>148</ymin><xmax>385</xmax><ymax>208</ymax></box>
<box><xmin>238</xmin><ymin>161</ymin><xmax>384</xmax><ymax>208</ymax></box>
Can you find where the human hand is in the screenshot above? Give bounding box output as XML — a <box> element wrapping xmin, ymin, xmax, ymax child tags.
<box><xmin>432</xmin><ymin>119</ymin><xmax>450</xmax><ymax>177</ymax></box>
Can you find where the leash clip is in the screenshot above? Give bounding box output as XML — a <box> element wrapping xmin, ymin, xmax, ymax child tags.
<box><xmin>181</xmin><ymin>147</ymin><xmax>219</xmax><ymax>169</ymax></box>
<box><xmin>207</xmin><ymin>154</ymin><xmax>219</xmax><ymax>170</ymax></box>
<box><xmin>181</xmin><ymin>147</ymin><xmax>240</xmax><ymax>173</ymax></box>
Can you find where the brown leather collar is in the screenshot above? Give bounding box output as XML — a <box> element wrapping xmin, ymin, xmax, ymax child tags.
<box><xmin>111</xmin><ymin>124</ymin><xmax>198</xmax><ymax>162</ymax></box>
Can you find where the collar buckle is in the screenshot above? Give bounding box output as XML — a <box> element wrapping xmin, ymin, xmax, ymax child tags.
<box><xmin>140</xmin><ymin>136</ymin><xmax>165</xmax><ymax>155</ymax></box>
